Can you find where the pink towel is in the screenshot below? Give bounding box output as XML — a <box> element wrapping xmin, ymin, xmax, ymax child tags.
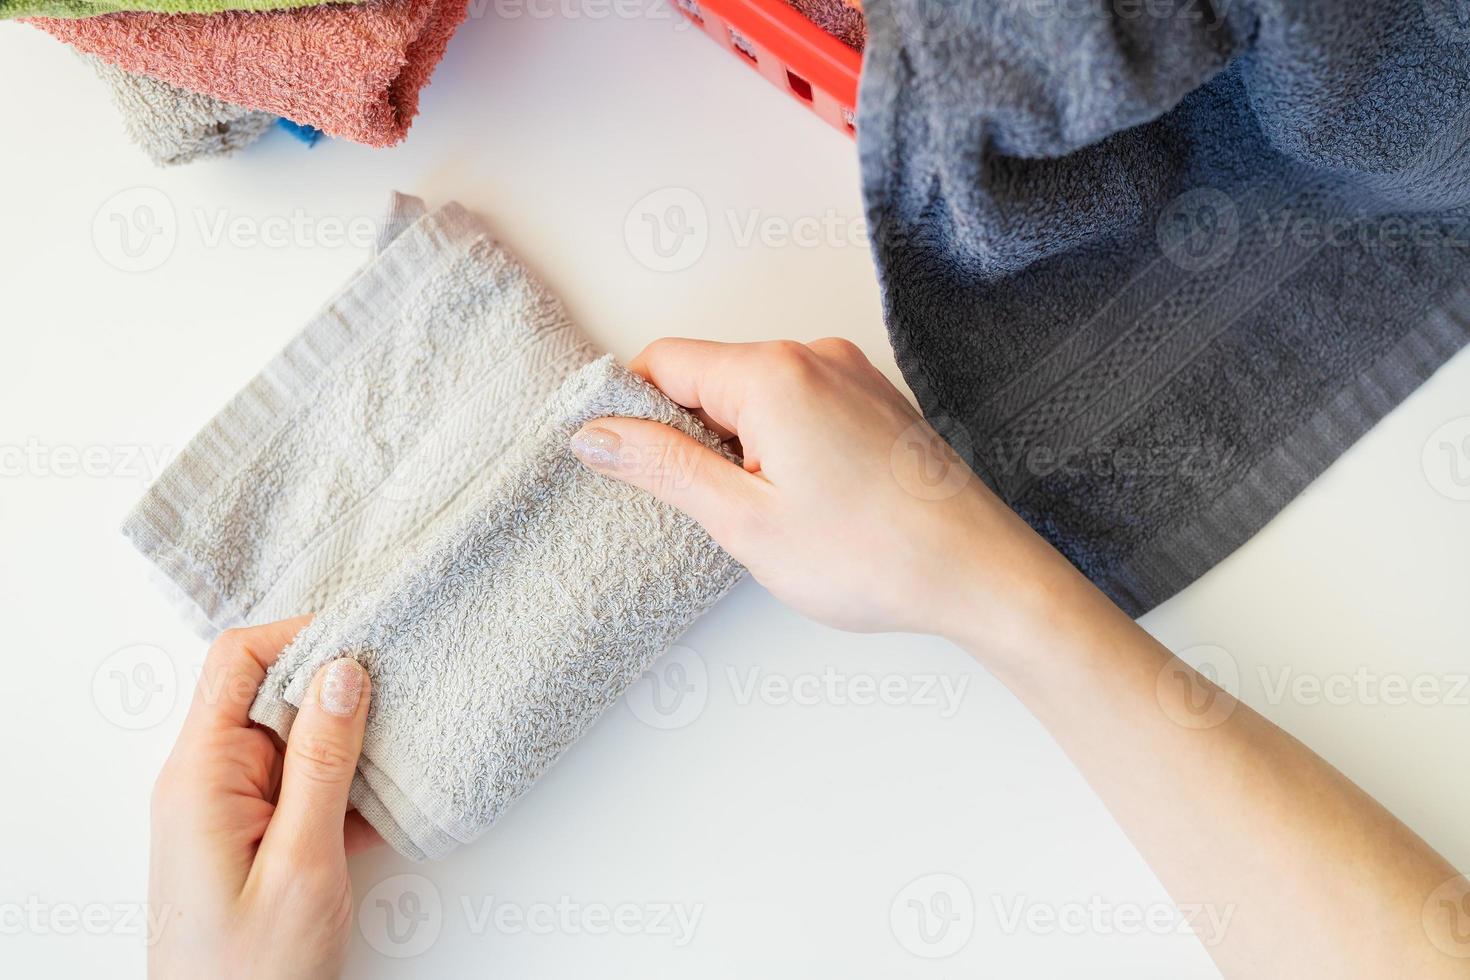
<box><xmin>29</xmin><ymin>0</ymin><xmax>468</xmax><ymax>147</ymax></box>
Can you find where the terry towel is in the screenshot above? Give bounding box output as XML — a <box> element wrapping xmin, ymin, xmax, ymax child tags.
<box><xmin>30</xmin><ymin>0</ymin><xmax>468</xmax><ymax>146</ymax></box>
<box><xmin>123</xmin><ymin>193</ymin><xmax>744</xmax><ymax>858</ymax></box>
<box><xmin>249</xmin><ymin>357</ymin><xmax>743</xmax><ymax>859</ymax></box>
<box><xmin>87</xmin><ymin>57</ymin><xmax>274</xmax><ymax>167</ymax></box>
<box><xmin>4</xmin><ymin>0</ymin><xmax>349</xmax><ymax>19</ymax></box>
<box><xmin>859</xmin><ymin>0</ymin><xmax>1470</xmax><ymax>615</ymax></box>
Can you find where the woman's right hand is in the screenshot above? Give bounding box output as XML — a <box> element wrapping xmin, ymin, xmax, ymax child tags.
<box><xmin>569</xmin><ymin>338</ymin><xmax>1053</xmax><ymax>644</ymax></box>
<box><xmin>574</xmin><ymin>338</ymin><xmax>1470</xmax><ymax>980</ymax></box>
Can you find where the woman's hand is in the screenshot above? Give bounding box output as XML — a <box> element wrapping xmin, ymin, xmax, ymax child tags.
<box><xmin>149</xmin><ymin>617</ymin><xmax>380</xmax><ymax>980</ymax></box>
<box><xmin>570</xmin><ymin>338</ymin><xmax>1046</xmax><ymax>642</ymax></box>
<box><xmin>572</xmin><ymin>337</ymin><xmax>1470</xmax><ymax>979</ymax></box>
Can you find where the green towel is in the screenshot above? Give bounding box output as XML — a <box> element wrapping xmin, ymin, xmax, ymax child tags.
<box><xmin>8</xmin><ymin>0</ymin><xmax>351</xmax><ymax>18</ymax></box>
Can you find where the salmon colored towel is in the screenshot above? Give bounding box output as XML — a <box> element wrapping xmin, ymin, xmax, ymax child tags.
<box><xmin>4</xmin><ymin>0</ymin><xmax>353</xmax><ymax>22</ymax></box>
<box><xmin>29</xmin><ymin>0</ymin><xmax>468</xmax><ymax>146</ymax></box>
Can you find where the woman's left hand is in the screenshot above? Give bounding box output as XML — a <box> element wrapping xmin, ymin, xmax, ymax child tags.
<box><xmin>148</xmin><ymin>616</ymin><xmax>381</xmax><ymax>980</ymax></box>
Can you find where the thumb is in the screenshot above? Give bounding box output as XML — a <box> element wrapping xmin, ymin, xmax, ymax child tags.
<box><xmin>263</xmin><ymin>658</ymin><xmax>370</xmax><ymax>864</ymax></box>
<box><xmin>570</xmin><ymin>417</ymin><xmax>765</xmax><ymax>547</ymax></box>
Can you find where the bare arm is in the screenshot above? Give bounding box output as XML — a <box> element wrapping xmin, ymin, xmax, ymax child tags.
<box><xmin>572</xmin><ymin>336</ymin><xmax>1470</xmax><ymax>978</ymax></box>
<box><xmin>950</xmin><ymin>511</ymin><xmax>1467</xmax><ymax>977</ymax></box>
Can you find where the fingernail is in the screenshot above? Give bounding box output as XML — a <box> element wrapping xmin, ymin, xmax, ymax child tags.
<box><xmin>319</xmin><ymin>658</ymin><xmax>363</xmax><ymax>717</ymax></box>
<box><xmin>570</xmin><ymin>426</ymin><xmax>622</xmax><ymax>468</ymax></box>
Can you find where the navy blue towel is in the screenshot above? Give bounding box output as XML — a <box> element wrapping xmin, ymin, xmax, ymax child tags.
<box><xmin>858</xmin><ymin>0</ymin><xmax>1470</xmax><ymax>614</ymax></box>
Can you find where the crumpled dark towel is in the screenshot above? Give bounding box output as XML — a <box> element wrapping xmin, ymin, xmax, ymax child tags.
<box><xmin>858</xmin><ymin>0</ymin><xmax>1470</xmax><ymax>614</ymax></box>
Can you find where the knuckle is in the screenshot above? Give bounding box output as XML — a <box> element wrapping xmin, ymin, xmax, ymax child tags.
<box><xmin>812</xmin><ymin>336</ymin><xmax>865</xmax><ymax>362</ymax></box>
<box><xmin>206</xmin><ymin>628</ymin><xmax>250</xmax><ymax>668</ymax></box>
<box><xmin>151</xmin><ymin>754</ymin><xmax>207</xmax><ymax>818</ymax></box>
<box><xmin>204</xmin><ymin>627</ymin><xmax>270</xmax><ymax>683</ymax></box>
<box><xmin>763</xmin><ymin>339</ymin><xmax>810</xmax><ymax>361</ymax></box>
<box><xmin>719</xmin><ymin>488</ymin><xmax>775</xmax><ymax>551</ymax></box>
<box><xmin>648</xmin><ymin>441</ymin><xmax>703</xmax><ymax>496</ymax></box>
<box><xmin>288</xmin><ymin>731</ymin><xmax>355</xmax><ymax>783</ymax></box>
<box><xmin>636</xmin><ymin>336</ymin><xmax>683</xmax><ymax>367</ymax></box>
<box><xmin>760</xmin><ymin>341</ymin><xmax>820</xmax><ymax>385</ymax></box>
<box><xmin>257</xmin><ymin>859</ymin><xmax>345</xmax><ymax>914</ymax></box>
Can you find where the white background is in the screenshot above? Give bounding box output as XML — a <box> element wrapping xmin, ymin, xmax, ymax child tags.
<box><xmin>3</xmin><ymin>5</ymin><xmax>1469</xmax><ymax>977</ymax></box>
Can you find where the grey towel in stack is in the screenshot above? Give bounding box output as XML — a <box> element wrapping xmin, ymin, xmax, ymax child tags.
<box><xmin>124</xmin><ymin>192</ymin><xmax>744</xmax><ymax>859</ymax></box>
<box><xmin>859</xmin><ymin>0</ymin><xmax>1470</xmax><ymax>614</ymax></box>
<box><xmin>87</xmin><ymin>57</ymin><xmax>274</xmax><ymax>166</ymax></box>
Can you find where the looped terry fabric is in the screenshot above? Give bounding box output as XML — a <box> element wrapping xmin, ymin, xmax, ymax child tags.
<box><xmin>124</xmin><ymin>193</ymin><xmax>745</xmax><ymax>859</ymax></box>
<box><xmin>29</xmin><ymin>0</ymin><xmax>468</xmax><ymax>146</ymax></box>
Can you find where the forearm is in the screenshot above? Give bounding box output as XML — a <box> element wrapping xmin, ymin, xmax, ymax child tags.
<box><xmin>575</xmin><ymin>337</ymin><xmax>1468</xmax><ymax>975</ymax></box>
<box><xmin>944</xmin><ymin>500</ymin><xmax>1467</xmax><ymax>978</ymax></box>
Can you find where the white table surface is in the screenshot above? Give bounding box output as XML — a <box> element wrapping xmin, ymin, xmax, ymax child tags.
<box><xmin>3</xmin><ymin>7</ymin><xmax>1469</xmax><ymax>977</ymax></box>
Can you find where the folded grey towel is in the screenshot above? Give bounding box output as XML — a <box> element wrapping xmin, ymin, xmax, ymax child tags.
<box><xmin>859</xmin><ymin>0</ymin><xmax>1470</xmax><ymax>614</ymax></box>
<box><xmin>250</xmin><ymin>356</ymin><xmax>744</xmax><ymax>859</ymax></box>
<box><xmin>87</xmin><ymin>56</ymin><xmax>274</xmax><ymax>166</ymax></box>
<box><xmin>125</xmin><ymin>192</ymin><xmax>599</xmax><ymax>633</ymax></box>
<box><xmin>125</xmin><ymin>193</ymin><xmax>744</xmax><ymax>858</ymax></box>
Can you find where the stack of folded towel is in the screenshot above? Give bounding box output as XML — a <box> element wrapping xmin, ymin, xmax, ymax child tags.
<box><xmin>12</xmin><ymin>0</ymin><xmax>468</xmax><ymax>164</ymax></box>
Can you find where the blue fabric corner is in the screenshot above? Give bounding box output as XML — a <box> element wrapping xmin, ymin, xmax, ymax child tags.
<box><xmin>276</xmin><ymin>119</ymin><xmax>324</xmax><ymax>147</ymax></box>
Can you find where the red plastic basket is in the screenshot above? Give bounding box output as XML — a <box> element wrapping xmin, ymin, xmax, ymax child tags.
<box><xmin>675</xmin><ymin>0</ymin><xmax>863</xmax><ymax>137</ymax></box>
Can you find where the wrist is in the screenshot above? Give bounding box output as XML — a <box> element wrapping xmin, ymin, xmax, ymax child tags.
<box><xmin>929</xmin><ymin>487</ymin><xmax>1102</xmax><ymax>671</ymax></box>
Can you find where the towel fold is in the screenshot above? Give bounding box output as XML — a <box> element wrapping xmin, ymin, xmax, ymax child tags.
<box><xmin>30</xmin><ymin>0</ymin><xmax>468</xmax><ymax>146</ymax></box>
<box><xmin>5</xmin><ymin>0</ymin><xmax>349</xmax><ymax>19</ymax></box>
<box><xmin>859</xmin><ymin>0</ymin><xmax>1470</xmax><ymax>615</ymax></box>
<box><xmin>250</xmin><ymin>355</ymin><xmax>744</xmax><ymax>859</ymax></box>
<box><xmin>87</xmin><ymin>57</ymin><xmax>274</xmax><ymax>166</ymax></box>
<box><xmin>123</xmin><ymin>193</ymin><xmax>744</xmax><ymax>859</ymax></box>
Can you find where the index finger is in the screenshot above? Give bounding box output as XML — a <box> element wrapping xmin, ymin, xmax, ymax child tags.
<box><xmin>628</xmin><ymin>338</ymin><xmax>764</xmax><ymax>439</ymax></box>
<box><xmin>182</xmin><ymin>615</ymin><xmax>314</xmax><ymax>734</ymax></box>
